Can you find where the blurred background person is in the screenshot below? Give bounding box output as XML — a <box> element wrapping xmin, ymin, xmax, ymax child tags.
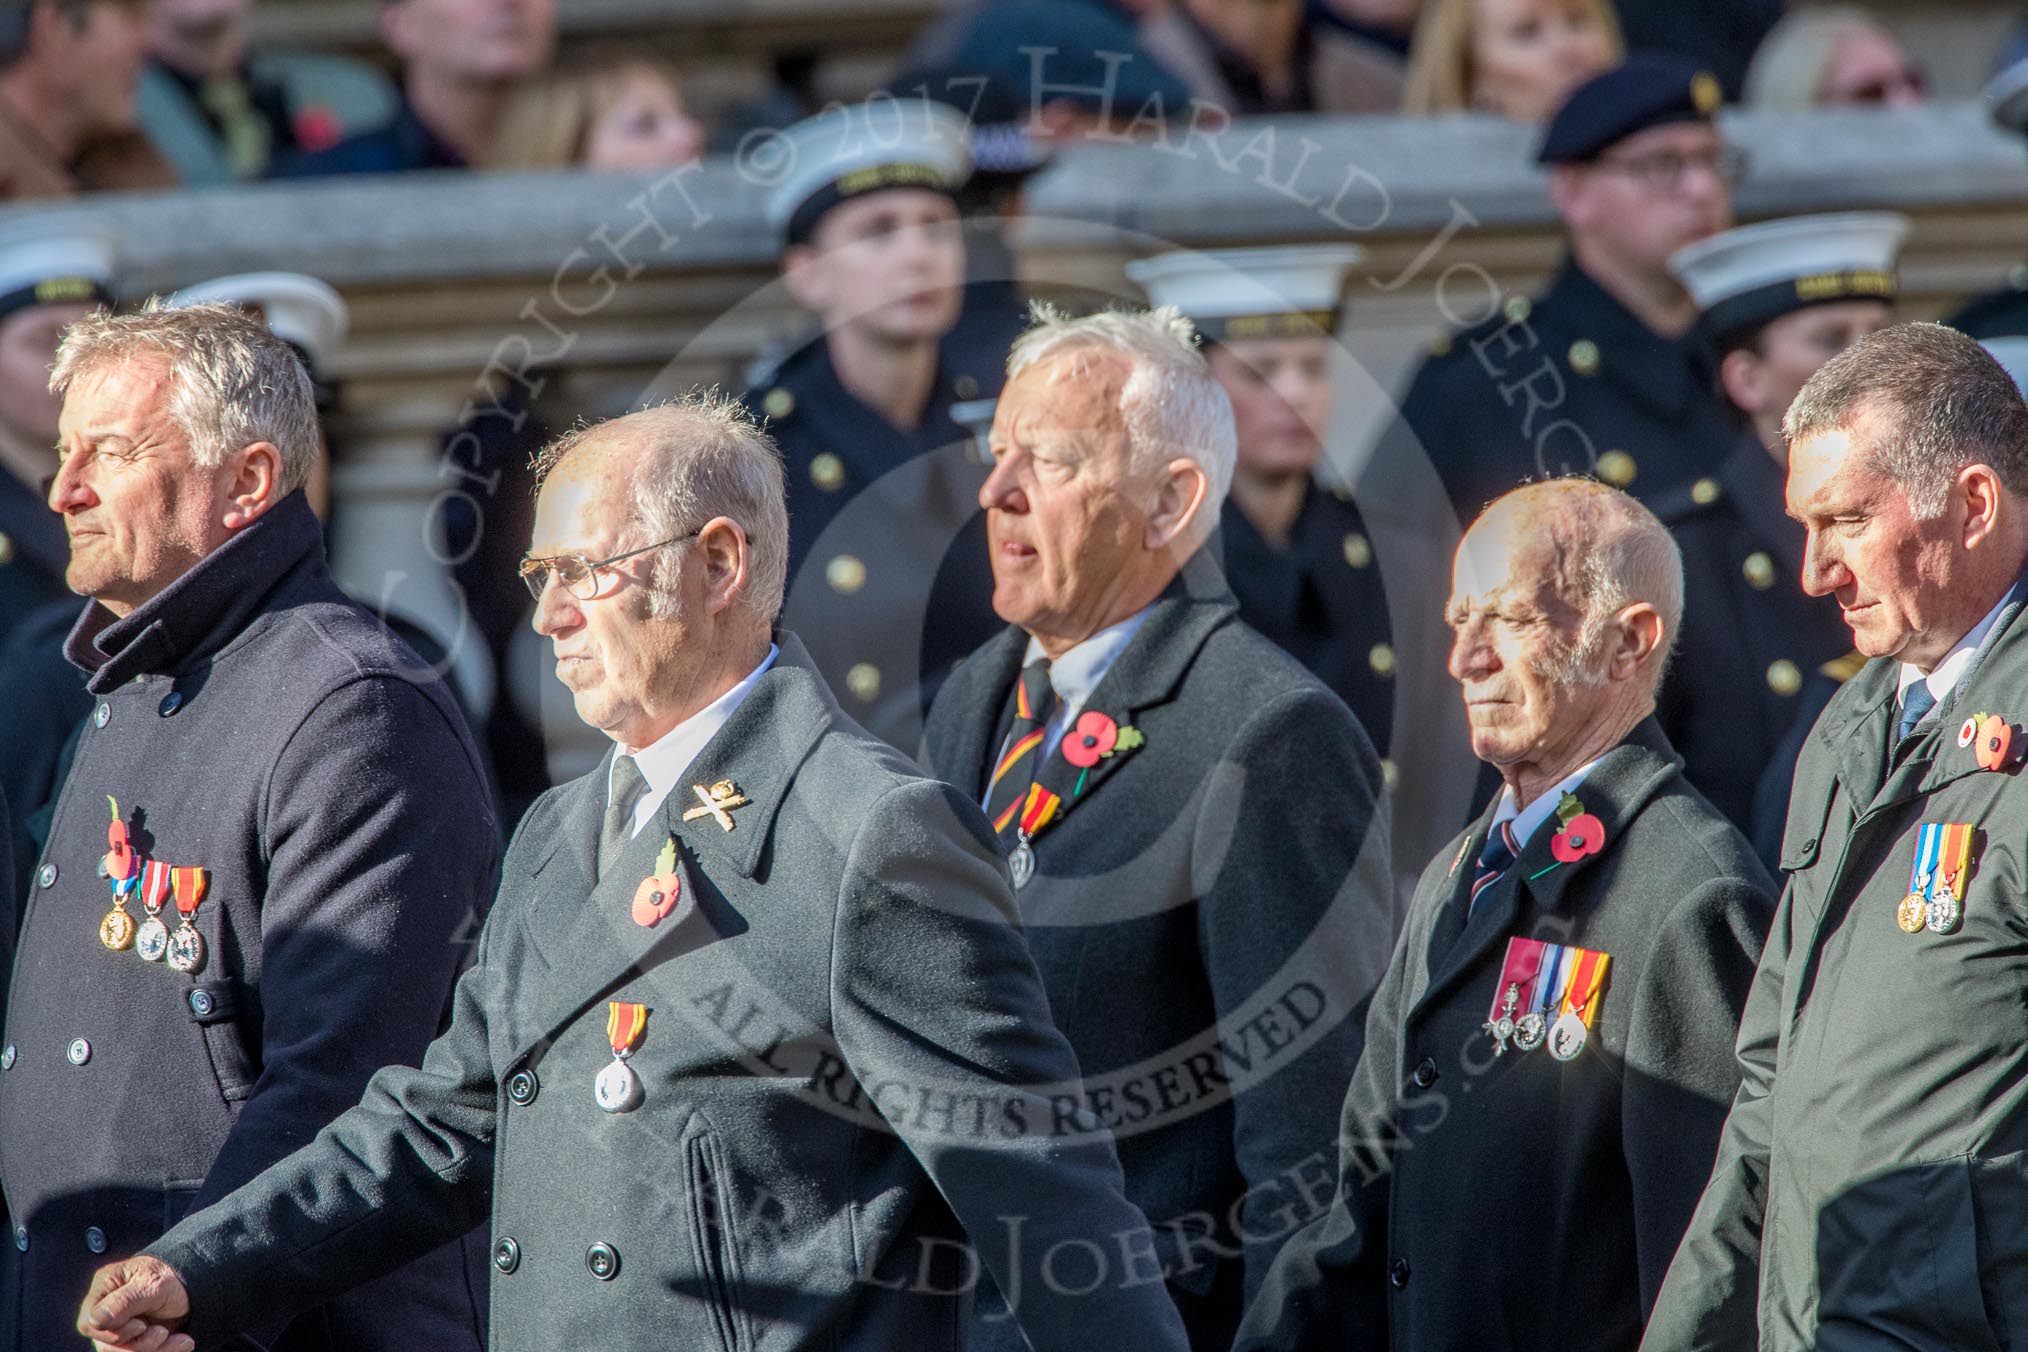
<box><xmin>1401</xmin><ymin>0</ymin><xmax>1621</xmax><ymax>120</ymax></box>
<box><xmin>1744</xmin><ymin>5</ymin><xmax>1926</xmax><ymax>109</ymax></box>
<box><xmin>0</xmin><ymin>0</ymin><xmax>163</xmax><ymax>199</ymax></box>
<box><xmin>1128</xmin><ymin>244</ymin><xmax>1398</xmax><ymax>763</ymax></box>
<box><xmin>272</xmin><ymin>0</ymin><xmax>555</xmax><ymax>177</ymax></box>
<box><xmin>136</xmin><ymin>0</ymin><xmax>394</xmax><ymax>184</ymax></box>
<box><xmin>1609</xmin><ymin>0</ymin><xmax>1781</xmax><ymax>101</ymax></box>
<box><xmin>1138</xmin><ymin>0</ymin><xmax>1408</xmax><ymax>113</ymax></box>
<box><xmin>1655</xmin><ymin>211</ymin><xmax>1905</xmax><ymax>853</ymax></box>
<box><xmin>486</xmin><ymin>47</ymin><xmax>704</xmax><ymax>171</ymax></box>
<box><xmin>1949</xmin><ymin>49</ymin><xmax>2028</xmax><ymax>341</ymax></box>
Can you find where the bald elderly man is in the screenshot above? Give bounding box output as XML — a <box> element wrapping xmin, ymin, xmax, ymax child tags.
<box><xmin>1237</xmin><ymin>479</ymin><xmax>1775</xmax><ymax>1351</ymax></box>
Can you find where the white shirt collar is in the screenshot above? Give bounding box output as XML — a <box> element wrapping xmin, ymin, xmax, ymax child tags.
<box><xmin>1896</xmin><ymin>589</ymin><xmax>2014</xmax><ymax>716</ymax></box>
<box><xmin>611</xmin><ymin>644</ymin><xmax>778</xmax><ymax>837</ymax></box>
<box><xmin>1491</xmin><ymin>757</ymin><xmax>1603</xmax><ymax>849</ymax></box>
<box><xmin>1022</xmin><ymin>607</ymin><xmax>1154</xmax><ymax>734</ymax></box>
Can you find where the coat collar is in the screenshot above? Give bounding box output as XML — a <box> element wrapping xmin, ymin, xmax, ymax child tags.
<box><xmin>513</xmin><ymin>632</ymin><xmax>836</xmax><ymax>1059</ymax></box>
<box><xmin>1411</xmin><ymin>718</ymin><xmax>1683</xmax><ymax>1021</ymax></box>
<box><xmin>65</xmin><ymin>490</ymin><xmax>325</xmax><ymax>693</ymax></box>
<box><xmin>1539</xmin><ymin>255</ymin><xmax>1713</xmax><ymax>420</ymax></box>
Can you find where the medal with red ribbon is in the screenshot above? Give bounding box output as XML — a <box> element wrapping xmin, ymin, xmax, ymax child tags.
<box><xmin>1007</xmin><ymin>783</ymin><xmax>1063</xmax><ymax>890</ymax></box>
<box><xmin>166</xmin><ymin>866</ymin><xmax>209</xmax><ymax>973</ymax></box>
<box><xmin>130</xmin><ymin>859</ymin><xmax>173</xmax><ymax>962</ymax></box>
<box><xmin>1487</xmin><ymin>936</ymin><xmax>1612</xmax><ymax>1060</ymax></box>
<box><xmin>596</xmin><ymin>1001</ymin><xmax>649</xmax><ymax>1113</ymax></box>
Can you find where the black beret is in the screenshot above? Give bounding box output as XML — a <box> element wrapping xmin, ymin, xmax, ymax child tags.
<box><xmin>1536</xmin><ymin>56</ymin><xmax>1725</xmax><ymax>165</ymax></box>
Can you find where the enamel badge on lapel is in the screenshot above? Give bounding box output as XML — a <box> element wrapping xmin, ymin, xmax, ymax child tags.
<box><xmin>1899</xmin><ymin>822</ymin><xmax>1972</xmax><ymax>935</ymax></box>
<box><xmin>1487</xmin><ymin>937</ymin><xmax>1613</xmax><ymax>1060</ymax></box>
<box><xmin>682</xmin><ymin>780</ymin><xmax>749</xmax><ymax>832</ymax></box>
<box><xmin>597</xmin><ymin>1001</ymin><xmax>649</xmax><ymax>1113</ymax></box>
<box><xmin>631</xmin><ymin>835</ymin><xmax>686</xmax><ymax>928</ymax></box>
<box><xmin>1958</xmin><ymin>713</ymin><xmax>2026</xmax><ymax>771</ymax></box>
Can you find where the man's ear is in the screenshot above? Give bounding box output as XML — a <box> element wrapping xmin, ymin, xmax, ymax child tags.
<box><xmin>1719</xmin><ymin>347</ymin><xmax>1764</xmax><ymax>419</ymax></box>
<box><xmin>1959</xmin><ymin>462</ymin><xmax>2005</xmax><ymax>552</ymax></box>
<box><xmin>780</xmin><ymin>245</ymin><xmax>831</xmax><ymax>315</ymax></box>
<box><xmin>1144</xmin><ymin>458</ymin><xmax>1209</xmax><ymax>552</ymax></box>
<box><xmin>219</xmin><ymin>442</ymin><xmax>283</xmax><ymax>532</ymax></box>
<box><xmin>695</xmin><ymin>516</ymin><xmax>750</xmax><ymax>615</ymax></box>
<box><xmin>1546</xmin><ymin>165</ymin><xmax>1587</xmax><ymax>230</ymax></box>
<box><xmin>1608</xmin><ymin>601</ymin><xmax>1665</xmax><ymax>682</ymax></box>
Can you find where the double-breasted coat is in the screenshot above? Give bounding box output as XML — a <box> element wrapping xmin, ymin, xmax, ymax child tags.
<box><xmin>1645</xmin><ymin>580</ymin><xmax>2028</xmax><ymax>1351</ymax></box>
<box><xmin>1237</xmin><ymin>720</ymin><xmax>1774</xmax><ymax>1352</ymax></box>
<box><xmin>922</xmin><ymin>556</ymin><xmax>1398</xmax><ymax>1347</ymax></box>
<box><xmin>145</xmin><ymin>635</ymin><xmax>1191</xmax><ymax>1352</ymax></box>
<box><xmin>0</xmin><ymin>491</ymin><xmax>496</xmax><ymax>1350</ymax></box>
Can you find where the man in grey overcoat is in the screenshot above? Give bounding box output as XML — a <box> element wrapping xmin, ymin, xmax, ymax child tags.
<box><xmin>77</xmin><ymin>395</ymin><xmax>1191</xmax><ymax>1352</ymax></box>
<box><xmin>1645</xmin><ymin>324</ymin><xmax>2028</xmax><ymax>1349</ymax></box>
<box><xmin>1236</xmin><ymin>479</ymin><xmax>1774</xmax><ymax>1351</ymax></box>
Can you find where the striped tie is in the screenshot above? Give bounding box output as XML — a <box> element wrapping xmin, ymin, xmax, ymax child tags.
<box><xmin>985</xmin><ymin>659</ymin><xmax>1058</xmax><ymax>841</ymax></box>
<box><xmin>1470</xmin><ymin>820</ymin><xmax>1521</xmax><ymax>913</ymax></box>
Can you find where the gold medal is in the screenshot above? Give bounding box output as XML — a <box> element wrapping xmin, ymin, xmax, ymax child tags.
<box><xmin>1898</xmin><ymin>892</ymin><xmax>1930</xmax><ymax>933</ymax></box>
<box><xmin>98</xmin><ymin>903</ymin><xmax>134</xmax><ymax>950</ymax></box>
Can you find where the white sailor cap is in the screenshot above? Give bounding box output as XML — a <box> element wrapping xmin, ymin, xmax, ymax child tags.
<box><xmin>0</xmin><ymin>215</ymin><xmax>116</xmax><ymax>321</ymax></box>
<box><xmin>1987</xmin><ymin>51</ymin><xmax>2028</xmax><ymax>134</ymax></box>
<box><xmin>1124</xmin><ymin>245</ymin><xmax>1364</xmax><ymax>342</ymax></box>
<box><xmin>1983</xmin><ymin>338</ymin><xmax>2028</xmax><ymax>401</ymax></box>
<box><xmin>764</xmin><ymin>100</ymin><xmax>972</xmax><ymax>246</ymax></box>
<box><xmin>165</xmin><ymin>272</ymin><xmax>348</xmax><ymax>376</ymax></box>
<box><xmin>1669</xmin><ymin>211</ymin><xmax>1908</xmax><ymax>350</ymax></box>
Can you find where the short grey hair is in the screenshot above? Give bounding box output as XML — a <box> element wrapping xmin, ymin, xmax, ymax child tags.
<box><xmin>531</xmin><ymin>391</ymin><xmax>790</xmax><ymax>622</ymax></box>
<box><xmin>51</xmin><ymin>299</ymin><xmax>321</xmax><ymax>496</ymax></box>
<box><xmin>1784</xmin><ymin>322</ymin><xmax>2028</xmax><ymax>520</ymax></box>
<box><xmin>1495</xmin><ymin>478</ymin><xmax>1683</xmax><ymax>690</ymax></box>
<box><xmin>1006</xmin><ymin>302</ymin><xmax>1236</xmax><ymax>529</ymax></box>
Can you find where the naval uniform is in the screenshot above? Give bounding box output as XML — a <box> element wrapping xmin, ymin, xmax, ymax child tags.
<box><xmin>0</xmin><ymin>466</ymin><xmax>67</xmax><ymax>649</ymax></box>
<box><xmin>746</xmin><ymin>336</ymin><xmax>1003</xmax><ymax>750</ymax></box>
<box><xmin>1946</xmin><ymin>266</ymin><xmax>2028</xmax><ymax>342</ymax></box>
<box><xmin>1219</xmin><ymin>483</ymin><xmax>1396</xmax><ymax>759</ymax></box>
<box><xmin>1387</xmin><ymin>258</ymin><xmax>1735</xmax><ymax>519</ymax></box>
<box><xmin>1654</xmin><ymin>434</ymin><xmax>1854</xmax><ymax>833</ymax></box>
<box><xmin>0</xmin><ymin>492</ymin><xmax>494</xmax><ymax>1351</ymax></box>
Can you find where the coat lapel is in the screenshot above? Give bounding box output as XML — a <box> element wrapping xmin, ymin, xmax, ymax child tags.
<box><xmin>933</xmin><ymin>624</ymin><xmax>1028</xmax><ymax>800</ymax></box>
<box><xmin>1917</xmin><ymin>581</ymin><xmax>2028</xmax><ymax>801</ymax></box>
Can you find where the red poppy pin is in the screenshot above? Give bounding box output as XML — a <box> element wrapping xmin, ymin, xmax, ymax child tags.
<box><xmin>630</xmin><ymin>836</ymin><xmax>688</xmax><ymax>929</ymax></box>
<box><xmin>1963</xmin><ymin>712</ymin><xmax>2024</xmax><ymax>771</ymax></box>
<box><xmin>104</xmin><ymin>794</ymin><xmax>135</xmax><ymax>882</ymax></box>
<box><xmin>1548</xmin><ymin>791</ymin><xmax>1605</xmax><ymax>864</ymax></box>
<box><xmin>1060</xmin><ymin>712</ymin><xmax>1145</xmax><ymax>795</ymax></box>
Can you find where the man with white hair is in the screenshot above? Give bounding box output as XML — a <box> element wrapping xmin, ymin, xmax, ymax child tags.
<box><xmin>76</xmin><ymin>394</ymin><xmax>1191</xmax><ymax>1352</ymax></box>
<box><xmin>0</xmin><ymin>301</ymin><xmax>494</xmax><ymax>1350</ymax></box>
<box><xmin>922</xmin><ymin>304</ymin><xmax>1394</xmax><ymax>1348</ymax></box>
<box><xmin>1237</xmin><ymin>478</ymin><xmax>1773</xmax><ymax>1351</ymax></box>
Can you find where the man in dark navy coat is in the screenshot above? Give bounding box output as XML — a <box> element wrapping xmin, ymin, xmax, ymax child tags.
<box><xmin>1237</xmin><ymin>479</ymin><xmax>1772</xmax><ymax>1352</ymax></box>
<box><xmin>1376</xmin><ymin>58</ymin><xmax>1738</xmax><ymax>517</ymax></box>
<box><xmin>76</xmin><ymin>395</ymin><xmax>1189</xmax><ymax>1352</ymax></box>
<box><xmin>923</xmin><ymin>305</ymin><xmax>1396</xmax><ymax>1349</ymax></box>
<box><xmin>0</xmin><ymin>301</ymin><xmax>493</xmax><ymax>1351</ymax></box>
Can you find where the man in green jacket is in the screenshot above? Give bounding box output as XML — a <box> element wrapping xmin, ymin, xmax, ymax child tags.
<box><xmin>1644</xmin><ymin>321</ymin><xmax>2028</xmax><ymax>1350</ymax></box>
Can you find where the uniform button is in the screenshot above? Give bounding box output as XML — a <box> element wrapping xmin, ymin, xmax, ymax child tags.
<box><xmin>1411</xmin><ymin>1057</ymin><xmax>1438</xmax><ymax>1089</ymax></box>
<box><xmin>846</xmin><ymin>663</ymin><xmax>881</xmax><ymax>702</ymax></box>
<box><xmin>93</xmin><ymin>702</ymin><xmax>110</xmax><ymax>729</ymax></box>
<box><xmin>0</xmin><ymin>530</ymin><xmax>12</xmax><ymax>565</ymax></box>
<box><xmin>954</xmin><ymin>373</ymin><xmax>980</xmax><ymax>399</ymax></box>
<box><xmin>85</xmin><ymin>1226</ymin><xmax>106</xmax><ymax>1254</ymax></box>
<box><xmin>1568</xmin><ymin>339</ymin><xmax>1601</xmax><ymax>376</ymax></box>
<box><xmin>761</xmin><ymin>387</ymin><xmax>794</xmax><ymax>419</ymax></box>
<box><xmin>1368</xmin><ymin>643</ymin><xmax>1396</xmax><ymax>678</ymax></box>
<box><xmin>1690</xmin><ymin>477</ymin><xmax>1721</xmax><ymax>506</ymax></box>
<box><xmin>12</xmin><ymin>1227</ymin><xmax>25</xmax><ymax>1252</ymax></box>
<box><xmin>1502</xmin><ymin>294</ymin><xmax>1532</xmax><ymax>323</ymax></box>
<box><xmin>1800</xmin><ymin>836</ymin><xmax>1818</xmax><ymax>854</ymax></box>
<box><xmin>1767</xmin><ymin>659</ymin><xmax>1802</xmax><ymax>697</ymax></box>
<box><xmin>37</xmin><ymin>862</ymin><xmax>55</xmax><ymax>889</ymax></box>
<box><xmin>1</xmin><ymin>1044</ymin><xmax>14</xmax><ymax>1071</ymax></box>
<box><xmin>1389</xmin><ymin>1257</ymin><xmax>1410</xmax><ymax>1288</ymax></box>
<box><xmin>188</xmin><ymin>989</ymin><xmax>214</xmax><ymax>1017</ymax></box>
<box><xmin>1380</xmin><ymin>759</ymin><xmax>1399</xmax><ymax>792</ymax></box>
<box><xmin>159</xmin><ymin>691</ymin><xmax>184</xmax><ymax>717</ymax></box>
<box><xmin>586</xmin><ymin>1241</ymin><xmax>620</xmax><ymax>1280</ymax></box>
<box><xmin>67</xmin><ymin>1038</ymin><xmax>91</xmax><ymax>1066</ymax></box>
<box><xmin>493</xmin><ymin>1236</ymin><xmax>521</xmax><ymax>1273</ymax></box>
<box><xmin>809</xmin><ymin>452</ymin><xmax>845</xmax><ymax>492</ymax></box>
<box><xmin>825</xmin><ymin>554</ymin><xmax>867</xmax><ymax>594</ymax></box>
<box><xmin>1341</xmin><ymin>532</ymin><xmax>1372</xmax><ymax>569</ymax></box>
<box><xmin>1595</xmin><ymin>450</ymin><xmax>1637</xmax><ymax>487</ymax></box>
<box><xmin>507</xmin><ymin>1070</ymin><xmax>539</xmax><ymax>1106</ymax></box>
<box><xmin>1742</xmin><ymin>551</ymin><xmax>1776</xmax><ymax>590</ymax></box>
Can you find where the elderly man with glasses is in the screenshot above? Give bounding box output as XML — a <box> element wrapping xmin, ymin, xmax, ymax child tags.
<box><xmin>1375</xmin><ymin>56</ymin><xmax>1742</xmax><ymax>515</ymax></box>
<box><xmin>77</xmin><ymin>394</ymin><xmax>1191</xmax><ymax>1352</ymax></box>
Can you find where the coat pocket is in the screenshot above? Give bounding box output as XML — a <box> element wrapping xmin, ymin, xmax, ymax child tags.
<box><xmin>1968</xmin><ymin>1150</ymin><xmax>2028</xmax><ymax>1351</ymax></box>
<box><xmin>1813</xmin><ymin>1156</ymin><xmax>2001</xmax><ymax>1352</ymax></box>
<box><xmin>685</xmin><ymin>1129</ymin><xmax>754</xmax><ymax>1352</ymax></box>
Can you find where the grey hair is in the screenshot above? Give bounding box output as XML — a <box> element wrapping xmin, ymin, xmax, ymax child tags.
<box><xmin>531</xmin><ymin>390</ymin><xmax>790</xmax><ymax>622</ymax></box>
<box><xmin>1006</xmin><ymin>302</ymin><xmax>1236</xmax><ymax>529</ymax></box>
<box><xmin>1497</xmin><ymin>478</ymin><xmax>1684</xmax><ymax>691</ymax></box>
<box><xmin>50</xmin><ymin>299</ymin><xmax>321</xmax><ymax>496</ymax></box>
<box><xmin>1783</xmin><ymin>322</ymin><xmax>2028</xmax><ymax>520</ymax></box>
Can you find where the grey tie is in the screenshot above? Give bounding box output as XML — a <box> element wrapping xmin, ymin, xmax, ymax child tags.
<box><xmin>599</xmin><ymin>754</ymin><xmax>650</xmax><ymax>880</ymax></box>
<box><xmin>1898</xmin><ymin>681</ymin><xmax>1938</xmax><ymax>743</ymax></box>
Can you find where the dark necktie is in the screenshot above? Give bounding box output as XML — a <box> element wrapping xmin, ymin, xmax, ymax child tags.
<box><xmin>1898</xmin><ymin>681</ymin><xmax>1938</xmax><ymax>744</ymax></box>
<box><xmin>1470</xmin><ymin>819</ymin><xmax>1521</xmax><ymax>915</ymax></box>
<box><xmin>598</xmin><ymin>754</ymin><xmax>650</xmax><ymax>881</ymax></box>
<box><xmin>984</xmin><ymin>659</ymin><xmax>1059</xmax><ymax>841</ymax></box>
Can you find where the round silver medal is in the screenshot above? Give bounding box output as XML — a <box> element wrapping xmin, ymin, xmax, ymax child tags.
<box><xmin>1512</xmin><ymin>1012</ymin><xmax>1546</xmax><ymax>1052</ymax></box>
<box><xmin>1925</xmin><ymin>892</ymin><xmax>1962</xmax><ymax>934</ymax></box>
<box><xmin>166</xmin><ymin>923</ymin><xmax>206</xmax><ymax>974</ymax></box>
<box><xmin>135</xmin><ymin>916</ymin><xmax>170</xmax><ymax>962</ymax></box>
<box><xmin>595</xmin><ymin>1058</ymin><xmax>643</xmax><ymax>1113</ymax></box>
<box><xmin>1548</xmin><ymin>1010</ymin><xmax>1589</xmax><ymax>1062</ymax></box>
<box><xmin>1008</xmin><ymin>840</ymin><xmax>1034</xmax><ymax>890</ymax></box>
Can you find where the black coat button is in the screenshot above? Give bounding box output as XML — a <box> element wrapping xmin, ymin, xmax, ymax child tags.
<box><xmin>37</xmin><ymin>863</ymin><xmax>54</xmax><ymax>889</ymax></box>
<box><xmin>1</xmin><ymin>1044</ymin><xmax>14</xmax><ymax>1071</ymax></box>
<box><xmin>67</xmin><ymin>1038</ymin><xmax>91</xmax><ymax>1066</ymax></box>
<box><xmin>586</xmin><ymin>1242</ymin><xmax>620</xmax><ymax>1280</ymax></box>
<box><xmin>492</xmin><ymin>1237</ymin><xmax>520</xmax><ymax>1273</ymax></box>
<box><xmin>1411</xmin><ymin>1057</ymin><xmax>1438</xmax><ymax>1089</ymax></box>
<box><xmin>506</xmin><ymin>1070</ymin><xmax>538</xmax><ymax>1106</ymax></box>
<box><xmin>159</xmin><ymin>691</ymin><xmax>183</xmax><ymax>717</ymax></box>
<box><xmin>94</xmin><ymin>703</ymin><xmax>110</xmax><ymax>729</ymax></box>
<box><xmin>12</xmin><ymin>1227</ymin><xmax>25</xmax><ymax>1252</ymax></box>
<box><xmin>1389</xmin><ymin>1257</ymin><xmax>1410</xmax><ymax>1288</ymax></box>
<box><xmin>85</xmin><ymin>1226</ymin><xmax>106</xmax><ymax>1254</ymax></box>
<box><xmin>188</xmin><ymin>989</ymin><xmax>214</xmax><ymax>1017</ymax></box>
